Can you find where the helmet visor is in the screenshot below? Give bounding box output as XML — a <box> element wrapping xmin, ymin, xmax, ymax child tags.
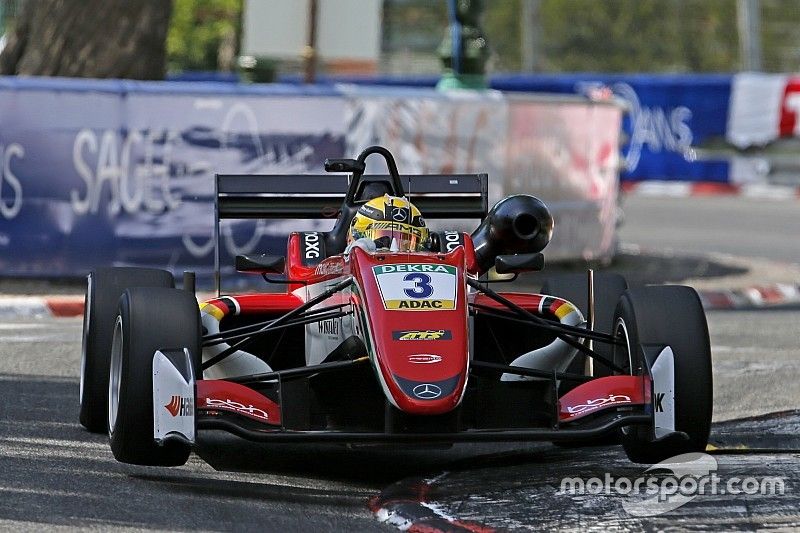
<box><xmin>366</xmin><ymin>222</ymin><xmax>428</xmax><ymax>252</ymax></box>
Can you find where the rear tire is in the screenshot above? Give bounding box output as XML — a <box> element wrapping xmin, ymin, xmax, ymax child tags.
<box><xmin>80</xmin><ymin>268</ymin><xmax>174</xmax><ymax>433</ymax></box>
<box><xmin>108</xmin><ymin>287</ymin><xmax>200</xmax><ymax>466</ymax></box>
<box><xmin>614</xmin><ymin>286</ymin><xmax>713</xmax><ymax>464</ymax></box>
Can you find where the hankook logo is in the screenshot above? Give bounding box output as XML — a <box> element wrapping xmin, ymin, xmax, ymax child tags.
<box><xmin>165</xmin><ymin>395</ymin><xmax>193</xmax><ymax>417</ymax></box>
<box><xmin>412</xmin><ymin>383</ymin><xmax>442</xmax><ymax>400</ymax></box>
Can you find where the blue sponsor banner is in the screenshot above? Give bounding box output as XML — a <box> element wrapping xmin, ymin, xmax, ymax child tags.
<box><xmin>283</xmin><ymin>73</ymin><xmax>733</xmax><ymax>182</ymax></box>
<box><xmin>0</xmin><ymin>77</ymin><xmax>346</xmax><ymax>281</ymax></box>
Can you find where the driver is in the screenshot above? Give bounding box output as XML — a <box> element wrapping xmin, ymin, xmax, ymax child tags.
<box><xmin>347</xmin><ymin>194</ymin><xmax>429</xmax><ymax>253</ymax></box>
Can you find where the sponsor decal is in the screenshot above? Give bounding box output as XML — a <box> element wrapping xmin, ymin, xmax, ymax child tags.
<box><xmin>391</xmin><ymin>299</ymin><xmax>453</xmax><ymax>310</ymax></box>
<box><xmin>301</xmin><ymin>232</ymin><xmax>324</xmax><ymax>265</ymax></box>
<box><xmin>442</xmin><ymin>231</ymin><xmax>463</xmax><ymax>252</ymax></box>
<box><xmin>391</xmin><ymin>206</ymin><xmax>410</xmax><ymax>221</ymax></box>
<box><xmin>393</xmin><ymin>329</ymin><xmax>452</xmax><ymax>341</ymax></box>
<box><xmin>407</xmin><ymin>354</ymin><xmax>443</xmax><ymax>364</ymax></box>
<box><xmin>165</xmin><ymin>395</ymin><xmax>194</xmax><ymax>417</ymax></box>
<box><xmin>565</xmin><ymin>394</ymin><xmax>632</xmax><ymax>417</ymax></box>
<box><xmin>359</xmin><ymin>204</ymin><xmax>382</xmax><ymax>219</ymax></box>
<box><xmin>412</xmin><ymin>383</ymin><xmax>442</xmax><ymax>400</ymax></box>
<box><xmin>370</xmin><ymin>221</ymin><xmax>425</xmax><ymax>238</ymax></box>
<box><xmin>375</xmin><ymin>264</ymin><xmax>454</xmax><ymax>274</ymax></box>
<box><xmin>651</xmin><ymin>346</ymin><xmax>675</xmax><ymax>438</ymax></box>
<box><xmin>314</xmin><ymin>259</ymin><xmax>344</xmax><ymax>276</ymax></box>
<box><xmin>318</xmin><ymin>318</ymin><xmax>339</xmax><ymax>336</ymax></box>
<box><xmin>373</xmin><ymin>263</ymin><xmax>457</xmax><ymax>311</ymax></box>
<box><xmin>205</xmin><ymin>397</ymin><xmax>270</xmax><ymax>421</ymax></box>
<box><xmin>655</xmin><ymin>392</ymin><xmax>665</xmax><ymax>413</ymax></box>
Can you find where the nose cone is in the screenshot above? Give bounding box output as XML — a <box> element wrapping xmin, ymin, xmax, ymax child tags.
<box><xmin>349</xmin><ymin>247</ymin><xmax>470</xmax><ymax>414</ymax></box>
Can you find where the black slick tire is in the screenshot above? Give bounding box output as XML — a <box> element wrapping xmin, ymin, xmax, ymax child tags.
<box><xmin>108</xmin><ymin>287</ymin><xmax>200</xmax><ymax>466</ymax></box>
<box><xmin>614</xmin><ymin>285</ymin><xmax>713</xmax><ymax>464</ymax></box>
<box><xmin>80</xmin><ymin>267</ymin><xmax>174</xmax><ymax>433</ymax></box>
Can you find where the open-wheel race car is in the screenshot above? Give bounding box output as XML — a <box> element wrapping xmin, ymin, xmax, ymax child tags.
<box><xmin>79</xmin><ymin>145</ymin><xmax>712</xmax><ymax>466</ymax></box>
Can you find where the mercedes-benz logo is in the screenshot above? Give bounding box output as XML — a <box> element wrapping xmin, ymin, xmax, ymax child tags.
<box><xmin>392</xmin><ymin>207</ymin><xmax>407</xmax><ymax>221</ymax></box>
<box><xmin>412</xmin><ymin>383</ymin><xmax>442</xmax><ymax>400</ymax></box>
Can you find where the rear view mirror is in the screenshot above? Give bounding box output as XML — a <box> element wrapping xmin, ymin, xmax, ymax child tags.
<box><xmin>494</xmin><ymin>252</ymin><xmax>545</xmax><ymax>274</ymax></box>
<box><xmin>235</xmin><ymin>254</ymin><xmax>285</xmax><ymax>274</ymax></box>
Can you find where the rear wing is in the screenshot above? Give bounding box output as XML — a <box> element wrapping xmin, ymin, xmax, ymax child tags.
<box><xmin>213</xmin><ymin>172</ymin><xmax>488</xmax><ymax>293</ymax></box>
<box><xmin>215</xmin><ymin>173</ymin><xmax>489</xmax><ymax>220</ymax></box>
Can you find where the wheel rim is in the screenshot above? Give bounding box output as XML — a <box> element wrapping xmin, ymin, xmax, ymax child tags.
<box><xmin>79</xmin><ymin>275</ymin><xmax>93</xmax><ymax>405</ymax></box>
<box><xmin>108</xmin><ymin>315</ymin><xmax>123</xmax><ymax>435</ymax></box>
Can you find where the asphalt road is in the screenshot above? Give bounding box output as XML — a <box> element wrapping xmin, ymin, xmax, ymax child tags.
<box><xmin>1</xmin><ymin>308</ymin><xmax>796</xmax><ymax>530</ymax></box>
<box><xmin>0</xmin><ymin>318</ymin><xmax>537</xmax><ymax>531</ymax></box>
<box><xmin>619</xmin><ymin>195</ymin><xmax>800</xmax><ymax>265</ymax></box>
<box><xmin>0</xmin><ymin>195</ymin><xmax>798</xmax><ymax>531</ymax></box>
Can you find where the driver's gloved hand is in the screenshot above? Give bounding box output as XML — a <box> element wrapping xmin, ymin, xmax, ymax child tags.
<box><xmin>344</xmin><ymin>238</ymin><xmax>377</xmax><ymax>255</ymax></box>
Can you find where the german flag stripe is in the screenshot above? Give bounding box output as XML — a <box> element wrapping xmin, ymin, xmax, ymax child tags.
<box><xmin>200</xmin><ymin>301</ymin><xmax>226</xmax><ymax>320</ymax></box>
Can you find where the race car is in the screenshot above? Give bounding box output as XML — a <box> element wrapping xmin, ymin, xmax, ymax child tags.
<box><xmin>79</xmin><ymin>145</ymin><xmax>712</xmax><ymax>466</ymax></box>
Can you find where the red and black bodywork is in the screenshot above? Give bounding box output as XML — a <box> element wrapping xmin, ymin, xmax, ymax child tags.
<box><xmin>184</xmin><ymin>146</ymin><xmax>664</xmax><ymax>445</ymax></box>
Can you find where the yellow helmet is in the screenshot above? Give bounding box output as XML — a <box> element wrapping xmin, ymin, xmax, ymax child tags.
<box><xmin>348</xmin><ymin>195</ymin><xmax>428</xmax><ymax>252</ymax></box>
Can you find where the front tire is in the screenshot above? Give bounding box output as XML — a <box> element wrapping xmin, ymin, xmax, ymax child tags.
<box><xmin>614</xmin><ymin>286</ymin><xmax>713</xmax><ymax>464</ymax></box>
<box><xmin>108</xmin><ymin>287</ymin><xmax>200</xmax><ymax>466</ymax></box>
<box><xmin>80</xmin><ymin>268</ymin><xmax>174</xmax><ymax>433</ymax></box>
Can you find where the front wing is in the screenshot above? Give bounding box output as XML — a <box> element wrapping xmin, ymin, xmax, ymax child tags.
<box><xmin>151</xmin><ymin>345</ymin><xmax>678</xmax><ymax>445</ymax></box>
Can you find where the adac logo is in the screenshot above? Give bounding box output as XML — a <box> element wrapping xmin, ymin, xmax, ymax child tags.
<box><xmin>165</xmin><ymin>395</ymin><xmax>194</xmax><ymax>417</ymax></box>
<box><xmin>390</xmin><ymin>299</ymin><xmax>454</xmax><ymax>310</ymax></box>
<box><xmin>393</xmin><ymin>329</ymin><xmax>452</xmax><ymax>341</ymax></box>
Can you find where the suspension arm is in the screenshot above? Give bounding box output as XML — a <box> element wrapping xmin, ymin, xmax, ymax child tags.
<box><xmin>202</xmin><ymin>277</ymin><xmax>354</xmax><ymax>371</ymax></box>
<box><xmin>467</xmin><ymin>279</ymin><xmax>626</xmax><ymax>373</ymax></box>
